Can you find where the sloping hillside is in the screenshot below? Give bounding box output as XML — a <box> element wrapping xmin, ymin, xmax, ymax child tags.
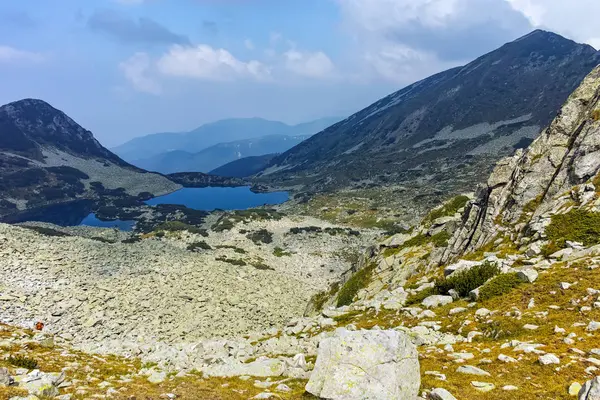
<box><xmin>0</xmin><ymin>99</ymin><xmax>179</xmax><ymax>217</ymax></box>
<box><xmin>258</xmin><ymin>30</ymin><xmax>600</xmax><ymax>219</ymax></box>
<box><xmin>210</xmin><ymin>154</ymin><xmax>277</xmax><ymax>178</ymax></box>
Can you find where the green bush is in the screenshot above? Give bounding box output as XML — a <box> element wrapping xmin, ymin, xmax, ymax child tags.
<box><xmin>155</xmin><ymin>221</ymin><xmax>207</xmax><ymax>236</ymax></box>
<box><xmin>435</xmin><ymin>261</ymin><xmax>500</xmax><ymax>297</ymax></box>
<box><xmin>187</xmin><ymin>241</ymin><xmax>212</xmax><ymax>251</ymax></box>
<box><xmin>273</xmin><ymin>247</ymin><xmax>292</xmax><ymax>257</ymax></box>
<box><xmin>251</xmin><ymin>262</ymin><xmax>274</xmax><ymax>271</ymax></box>
<box><xmin>336</xmin><ymin>263</ymin><xmax>376</xmax><ymax>307</ymax></box>
<box><xmin>478</xmin><ymin>273</ymin><xmax>522</xmax><ymax>301</ymax></box>
<box><xmin>422</xmin><ymin>195</ymin><xmax>470</xmax><ymax>226</ymax></box>
<box><xmin>216</xmin><ymin>245</ymin><xmax>246</xmax><ymax>253</ymax></box>
<box><xmin>8</xmin><ymin>355</ymin><xmax>38</xmax><ymax>369</ymax></box>
<box><xmin>215</xmin><ymin>256</ymin><xmax>246</xmax><ymax>266</ymax></box>
<box><xmin>247</xmin><ymin>229</ymin><xmax>273</xmax><ymax>245</ymax></box>
<box><xmin>405</xmin><ymin>287</ymin><xmax>437</xmax><ymax>306</ymax></box>
<box><xmin>545</xmin><ymin>209</ymin><xmax>600</xmax><ymax>248</ymax></box>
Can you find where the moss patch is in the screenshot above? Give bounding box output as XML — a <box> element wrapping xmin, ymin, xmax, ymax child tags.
<box><xmin>422</xmin><ymin>195</ymin><xmax>470</xmax><ymax>226</ymax></box>
<box><xmin>336</xmin><ymin>263</ymin><xmax>376</xmax><ymax>307</ymax></box>
<box><xmin>435</xmin><ymin>261</ymin><xmax>500</xmax><ymax>297</ymax></box>
<box><xmin>545</xmin><ymin>208</ymin><xmax>600</xmax><ymax>248</ymax></box>
<box><xmin>478</xmin><ymin>273</ymin><xmax>522</xmax><ymax>301</ymax></box>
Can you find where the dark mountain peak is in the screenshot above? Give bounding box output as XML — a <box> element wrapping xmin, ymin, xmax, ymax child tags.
<box><xmin>259</xmin><ymin>30</ymin><xmax>600</xmax><ymax>221</ymax></box>
<box><xmin>0</xmin><ymin>98</ymin><xmax>126</xmax><ymax>165</ymax></box>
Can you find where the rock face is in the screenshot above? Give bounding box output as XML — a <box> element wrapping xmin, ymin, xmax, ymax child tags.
<box><xmin>443</xmin><ymin>64</ymin><xmax>600</xmax><ymax>261</ymax></box>
<box><xmin>258</xmin><ymin>30</ymin><xmax>600</xmax><ymax>222</ymax></box>
<box><xmin>305</xmin><ymin>328</ymin><xmax>420</xmax><ymax>400</ymax></box>
<box><xmin>580</xmin><ymin>376</ymin><xmax>600</xmax><ymax>399</ymax></box>
<box><xmin>0</xmin><ymin>99</ymin><xmax>180</xmax><ymax>218</ymax></box>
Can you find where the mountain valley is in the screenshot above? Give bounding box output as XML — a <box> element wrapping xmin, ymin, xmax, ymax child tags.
<box><xmin>4</xmin><ymin>27</ymin><xmax>600</xmax><ymax>400</ymax></box>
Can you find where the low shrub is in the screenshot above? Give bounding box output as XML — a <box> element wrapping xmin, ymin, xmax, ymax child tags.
<box><xmin>122</xmin><ymin>236</ymin><xmax>142</xmax><ymax>244</ymax></box>
<box><xmin>422</xmin><ymin>195</ymin><xmax>470</xmax><ymax>226</ymax></box>
<box><xmin>273</xmin><ymin>247</ymin><xmax>292</xmax><ymax>257</ymax></box>
<box><xmin>215</xmin><ymin>256</ymin><xmax>246</xmax><ymax>266</ymax></box>
<box><xmin>216</xmin><ymin>245</ymin><xmax>246</xmax><ymax>254</ymax></box>
<box><xmin>405</xmin><ymin>287</ymin><xmax>437</xmax><ymax>306</ymax></box>
<box><xmin>478</xmin><ymin>273</ymin><xmax>522</xmax><ymax>301</ymax></box>
<box><xmin>8</xmin><ymin>355</ymin><xmax>38</xmax><ymax>369</ymax></box>
<box><xmin>435</xmin><ymin>261</ymin><xmax>500</xmax><ymax>297</ymax></box>
<box><xmin>336</xmin><ymin>263</ymin><xmax>376</xmax><ymax>307</ymax></box>
<box><xmin>155</xmin><ymin>221</ymin><xmax>207</xmax><ymax>236</ymax></box>
<box><xmin>310</xmin><ymin>282</ymin><xmax>341</xmax><ymax>311</ymax></box>
<box><xmin>545</xmin><ymin>208</ymin><xmax>600</xmax><ymax>248</ymax></box>
<box><xmin>22</xmin><ymin>226</ymin><xmax>71</xmax><ymax>237</ymax></box>
<box><xmin>251</xmin><ymin>262</ymin><xmax>274</xmax><ymax>271</ymax></box>
<box><xmin>246</xmin><ymin>229</ymin><xmax>273</xmax><ymax>245</ymax></box>
<box><xmin>187</xmin><ymin>241</ymin><xmax>212</xmax><ymax>251</ymax></box>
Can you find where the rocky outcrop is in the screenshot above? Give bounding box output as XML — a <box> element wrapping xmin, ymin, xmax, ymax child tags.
<box><xmin>305</xmin><ymin>328</ymin><xmax>420</xmax><ymax>400</ymax></box>
<box><xmin>443</xmin><ymin>64</ymin><xmax>600</xmax><ymax>262</ymax></box>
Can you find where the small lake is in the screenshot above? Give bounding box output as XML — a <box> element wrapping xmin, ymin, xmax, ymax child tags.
<box><xmin>145</xmin><ymin>187</ymin><xmax>289</xmax><ymax>211</ymax></box>
<box><xmin>6</xmin><ymin>187</ymin><xmax>289</xmax><ymax>231</ymax></box>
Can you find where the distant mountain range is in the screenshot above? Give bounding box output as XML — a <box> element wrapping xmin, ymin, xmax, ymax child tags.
<box><xmin>256</xmin><ymin>30</ymin><xmax>600</xmax><ymax>217</ymax></box>
<box><xmin>0</xmin><ymin>99</ymin><xmax>179</xmax><ymax>217</ymax></box>
<box><xmin>210</xmin><ymin>154</ymin><xmax>277</xmax><ymax>178</ymax></box>
<box><xmin>133</xmin><ymin>134</ymin><xmax>311</xmax><ymax>174</ymax></box>
<box><xmin>112</xmin><ymin>117</ymin><xmax>341</xmax><ymax>165</ymax></box>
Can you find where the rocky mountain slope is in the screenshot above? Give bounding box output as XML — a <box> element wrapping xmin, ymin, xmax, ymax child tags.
<box><xmin>257</xmin><ymin>30</ymin><xmax>600</xmax><ymax>219</ymax></box>
<box><xmin>112</xmin><ymin>117</ymin><xmax>340</xmax><ymax>164</ymax></box>
<box><xmin>0</xmin><ymin>99</ymin><xmax>180</xmax><ymax>218</ymax></box>
<box><xmin>210</xmin><ymin>154</ymin><xmax>277</xmax><ymax>178</ymax></box>
<box><xmin>135</xmin><ymin>135</ymin><xmax>308</xmax><ymax>174</ymax></box>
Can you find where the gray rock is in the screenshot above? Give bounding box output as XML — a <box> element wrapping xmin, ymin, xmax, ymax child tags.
<box><xmin>517</xmin><ymin>268</ymin><xmax>539</xmax><ymax>283</ymax></box>
<box><xmin>580</xmin><ymin>376</ymin><xmax>600</xmax><ymax>399</ymax></box>
<box><xmin>429</xmin><ymin>387</ymin><xmax>458</xmax><ymax>400</ymax></box>
<box><xmin>305</xmin><ymin>328</ymin><xmax>420</xmax><ymax>400</ymax></box>
<box><xmin>0</xmin><ymin>367</ymin><xmax>14</xmax><ymax>386</ymax></box>
<box><xmin>422</xmin><ymin>295</ymin><xmax>453</xmax><ymax>309</ymax></box>
<box><xmin>456</xmin><ymin>365</ymin><xmax>490</xmax><ymax>376</ymax></box>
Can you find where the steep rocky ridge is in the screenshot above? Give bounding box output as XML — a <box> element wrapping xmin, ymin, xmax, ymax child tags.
<box><xmin>0</xmin><ymin>99</ymin><xmax>180</xmax><ymax>218</ymax></box>
<box><xmin>257</xmin><ymin>30</ymin><xmax>600</xmax><ymax>219</ymax></box>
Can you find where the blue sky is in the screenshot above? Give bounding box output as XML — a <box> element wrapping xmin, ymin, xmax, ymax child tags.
<box><xmin>1</xmin><ymin>0</ymin><xmax>599</xmax><ymax>147</ymax></box>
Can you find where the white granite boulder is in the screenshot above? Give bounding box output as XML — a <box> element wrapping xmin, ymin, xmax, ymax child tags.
<box><xmin>305</xmin><ymin>328</ymin><xmax>420</xmax><ymax>400</ymax></box>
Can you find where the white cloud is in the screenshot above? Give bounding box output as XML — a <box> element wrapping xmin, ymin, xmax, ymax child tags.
<box><xmin>283</xmin><ymin>50</ymin><xmax>335</xmax><ymax>79</ymax></box>
<box><xmin>505</xmin><ymin>0</ymin><xmax>600</xmax><ymax>47</ymax></box>
<box><xmin>156</xmin><ymin>44</ymin><xmax>271</xmax><ymax>81</ymax></box>
<box><xmin>0</xmin><ymin>45</ymin><xmax>44</xmax><ymax>63</ymax></box>
<box><xmin>119</xmin><ymin>52</ymin><xmax>161</xmax><ymax>94</ymax></box>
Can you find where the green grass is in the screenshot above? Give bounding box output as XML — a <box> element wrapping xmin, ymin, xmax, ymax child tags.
<box><xmin>215</xmin><ymin>256</ymin><xmax>246</xmax><ymax>266</ymax></box>
<box><xmin>273</xmin><ymin>246</ymin><xmax>292</xmax><ymax>257</ymax></box>
<box><xmin>154</xmin><ymin>221</ymin><xmax>208</xmax><ymax>236</ymax></box>
<box><xmin>187</xmin><ymin>241</ymin><xmax>212</xmax><ymax>251</ymax></box>
<box><xmin>545</xmin><ymin>208</ymin><xmax>600</xmax><ymax>249</ymax></box>
<box><xmin>405</xmin><ymin>287</ymin><xmax>437</xmax><ymax>306</ymax></box>
<box><xmin>8</xmin><ymin>355</ymin><xmax>38</xmax><ymax>369</ymax></box>
<box><xmin>421</xmin><ymin>195</ymin><xmax>470</xmax><ymax>226</ymax></box>
<box><xmin>382</xmin><ymin>231</ymin><xmax>451</xmax><ymax>258</ymax></box>
<box><xmin>435</xmin><ymin>261</ymin><xmax>500</xmax><ymax>297</ymax></box>
<box><xmin>478</xmin><ymin>273</ymin><xmax>522</xmax><ymax>301</ymax></box>
<box><xmin>336</xmin><ymin>263</ymin><xmax>376</xmax><ymax>307</ymax></box>
<box><xmin>309</xmin><ymin>282</ymin><xmax>341</xmax><ymax>312</ymax></box>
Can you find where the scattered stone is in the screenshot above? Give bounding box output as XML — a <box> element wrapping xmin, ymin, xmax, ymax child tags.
<box><xmin>456</xmin><ymin>365</ymin><xmax>490</xmax><ymax>376</ymax></box>
<box><xmin>517</xmin><ymin>269</ymin><xmax>538</xmax><ymax>283</ymax></box>
<box><xmin>429</xmin><ymin>387</ymin><xmax>457</xmax><ymax>400</ymax></box>
<box><xmin>422</xmin><ymin>295</ymin><xmax>453</xmax><ymax>309</ymax></box>
<box><xmin>539</xmin><ymin>354</ymin><xmax>560</xmax><ymax>365</ymax></box>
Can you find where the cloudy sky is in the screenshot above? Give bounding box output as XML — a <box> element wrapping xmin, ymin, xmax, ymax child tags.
<box><xmin>1</xmin><ymin>0</ymin><xmax>599</xmax><ymax>146</ymax></box>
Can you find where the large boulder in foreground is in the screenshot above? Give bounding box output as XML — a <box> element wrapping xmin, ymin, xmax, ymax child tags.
<box><xmin>306</xmin><ymin>328</ymin><xmax>420</xmax><ymax>400</ymax></box>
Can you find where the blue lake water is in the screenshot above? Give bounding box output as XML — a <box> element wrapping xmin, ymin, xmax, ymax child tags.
<box><xmin>78</xmin><ymin>186</ymin><xmax>288</xmax><ymax>230</ymax></box>
<box><xmin>145</xmin><ymin>186</ymin><xmax>289</xmax><ymax>210</ymax></box>
<box><xmin>79</xmin><ymin>213</ymin><xmax>136</xmax><ymax>231</ymax></box>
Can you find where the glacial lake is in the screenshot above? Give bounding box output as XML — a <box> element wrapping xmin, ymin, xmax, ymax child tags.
<box><xmin>145</xmin><ymin>187</ymin><xmax>289</xmax><ymax>210</ymax></box>
<box><xmin>7</xmin><ymin>187</ymin><xmax>289</xmax><ymax>230</ymax></box>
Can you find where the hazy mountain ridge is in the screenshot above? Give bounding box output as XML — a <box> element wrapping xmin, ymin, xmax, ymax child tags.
<box><xmin>112</xmin><ymin>116</ymin><xmax>341</xmax><ymax>163</ymax></box>
<box><xmin>134</xmin><ymin>134</ymin><xmax>310</xmax><ymax>174</ymax></box>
